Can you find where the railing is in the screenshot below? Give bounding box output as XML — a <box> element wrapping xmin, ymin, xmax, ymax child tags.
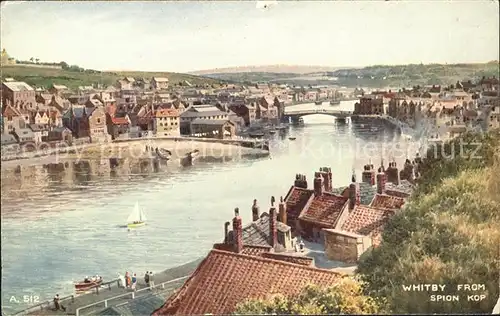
<box><xmin>75</xmin><ymin>275</ymin><xmax>190</xmax><ymax>316</ymax></box>
<box><xmin>285</xmin><ymin>109</ymin><xmax>353</xmax><ymax>116</ymax></box>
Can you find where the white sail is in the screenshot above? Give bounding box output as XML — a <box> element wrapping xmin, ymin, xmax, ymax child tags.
<box><xmin>127</xmin><ymin>202</ymin><xmax>145</xmax><ymax>223</ymax></box>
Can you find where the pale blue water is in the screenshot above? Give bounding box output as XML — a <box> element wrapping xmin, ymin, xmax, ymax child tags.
<box><xmin>1</xmin><ymin>102</ymin><xmax>412</xmax><ymax>313</ymax></box>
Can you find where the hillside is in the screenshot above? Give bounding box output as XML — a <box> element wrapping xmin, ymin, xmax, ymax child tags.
<box><xmin>202</xmin><ymin>62</ymin><xmax>499</xmax><ymax>87</ymax></box>
<box><xmin>357</xmin><ymin>130</ymin><xmax>500</xmax><ymax>314</ymax></box>
<box><xmin>190</xmin><ymin>64</ymin><xmax>337</xmax><ymax>75</ymax></box>
<box><xmin>0</xmin><ymin>65</ymin><xmax>224</xmax><ymax>90</ymax></box>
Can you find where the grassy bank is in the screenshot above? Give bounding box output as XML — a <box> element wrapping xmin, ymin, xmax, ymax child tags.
<box><xmin>357</xmin><ymin>130</ymin><xmax>500</xmax><ymax>314</ymax></box>
<box><xmin>1</xmin><ymin>65</ymin><xmax>224</xmax><ymax>90</ymax></box>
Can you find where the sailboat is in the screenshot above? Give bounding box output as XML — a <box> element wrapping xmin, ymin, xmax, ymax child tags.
<box><xmin>127</xmin><ymin>202</ymin><xmax>147</xmax><ymax>228</ymax></box>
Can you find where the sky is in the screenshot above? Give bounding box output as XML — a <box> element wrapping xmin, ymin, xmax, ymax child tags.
<box><xmin>1</xmin><ymin>1</ymin><xmax>499</xmax><ymax>73</ymax></box>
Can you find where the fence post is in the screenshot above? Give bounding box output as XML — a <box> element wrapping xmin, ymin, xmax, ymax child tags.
<box><xmin>96</xmin><ymin>285</ymin><xmax>99</xmax><ymax>294</ymax></box>
<box><xmin>108</xmin><ymin>283</ymin><xmax>112</xmax><ymax>290</ymax></box>
<box><xmin>104</xmin><ymin>300</ymin><xmax>108</xmax><ymax>308</ymax></box>
<box><xmin>132</xmin><ymin>292</ymin><xmax>135</xmax><ymax>299</ymax></box>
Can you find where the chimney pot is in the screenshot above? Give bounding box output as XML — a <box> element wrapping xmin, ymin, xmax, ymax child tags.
<box><xmin>232</xmin><ymin>208</ymin><xmax>243</xmax><ymax>253</ymax></box>
<box><xmin>313</xmin><ymin>173</ymin><xmax>324</xmax><ymax>196</ymax></box>
<box><xmin>224</xmin><ymin>221</ymin><xmax>231</xmax><ymax>244</ymax></box>
<box><xmin>269</xmin><ymin>207</ymin><xmax>277</xmax><ymax>248</ymax></box>
<box><xmin>252</xmin><ymin>199</ymin><xmax>260</xmax><ymax>222</ymax></box>
<box><xmin>278</xmin><ymin>196</ymin><xmax>287</xmax><ymax>225</ymax></box>
<box><xmin>349</xmin><ymin>182</ymin><xmax>360</xmax><ymax>210</ymax></box>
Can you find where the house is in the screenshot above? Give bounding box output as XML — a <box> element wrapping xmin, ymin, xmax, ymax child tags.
<box><xmin>63</xmin><ymin>106</ymin><xmax>108</xmax><ymax>142</ymax></box>
<box><xmin>47</xmin><ymin>126</ymin><xmax>73</xmax><ymax>143</ymax></box>
<box><xmin>1</xmin><ymin>133</ymin><xmax>19</xmax><ymax>154</ymax></box>
<box><xmin>116</xmin><ymin>77</ymin><xmax>135</xmax><ymax>90</ymax></box>
<box><xmin>106</xmin><ymin>114</ymin><xmax>130</xmax><ymax>140</ymax></box>
<box><xmin>152</xmin><ymin>209</ymin><xmax>342</xmax><ymax>315</ymax></box>
<box><xmin>179</xmin><ymin>105</ymin><xmax>228</xmax><ymax>134</ymax></box>
<box><xmin>152</xmin><ymin>77</ymin><xmax>169</xmax><ymax>90</ymax></box>
<box><xmin>28</xmin><ymin>124</ymin><xmax>49</xmax><ymax>143</ymax></box>
<box><xmin>11</xmin><ymin>128</ymin><xmax>36</xmax><ymax>144</ymax></box>
<box><xmin>224</xmin><ymin>198</ymin><xmax>294</xmax><ymax>252</ymax></box>
<box><xmin>48</xmin><ymin>84</ymin><xmax>69</xmax><ymax>96</ymax></box>
<box><xmin>354</xmin><ymin>96</ymin><xmax>384</xmax><ymax>115</ymax></box>
<box><xmin>190</xmin><ymin>119</ymin><xmax>235</xmax><ymax>139</ymax></box>
<box><xmin>1</xmin><ymin>81</ymin><xmax>36</xmax><ymax>110</ymax></box>
<box><xmin>48</xmin><ymin>95</ymin><xmax>71</xmax><ymax>113</ymax></box>
<box><xmin>32</xmin><ymin>110</ymin><xmax>51</xmax><ymax>126</ymax></box>
<box><xmin>154</xmin><ymin>108</ymin><xmax>180</xmax><ymax>137</ymax></box>
<box><xmin>2</xmin><ymin>104</ymin><xmax>26</xmax><ymax>133</ymax></box>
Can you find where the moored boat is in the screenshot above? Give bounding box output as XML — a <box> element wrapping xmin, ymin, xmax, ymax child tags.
<box><xmin>289</xmin><ymin>137</ymin><xmax>296</xmax><ymax>140</ymax></box>
<box><xmin>75</xmin><ymin>278</ymin><xmax>102</xmax><ymax>292</ymax></box>
<box><xmin>315</xmin><ymin>101</ymin><xmax>322</xmax><ymax>105</ymax></box>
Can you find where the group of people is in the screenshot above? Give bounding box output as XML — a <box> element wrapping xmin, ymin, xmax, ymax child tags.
<box><xmin>83</xmin><ymin>275</ymin><xmax>102</xmax><ymax>283</ymax></box>
<box><xmin>118</xmin><ymin>271</ymin><xmax>155</xmax><ymax>291</ymax></box>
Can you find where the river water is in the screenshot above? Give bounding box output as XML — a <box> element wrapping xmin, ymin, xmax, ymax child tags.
<box><xmin>1</xmin><ymin>101</ymin><xmax>418</xmax><ymax>313</ymax></box>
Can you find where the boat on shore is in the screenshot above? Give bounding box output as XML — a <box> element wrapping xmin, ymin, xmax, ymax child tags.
<box><xmin>289</xmin><ymin>137</ymin><xmax>296</xmax><ymax>141</ymax></box>
<box><xmin>127</xmin><ymin>202</ymin><xmax>147</xmax><ymax>229</ymax></box>
<box><xmin>315</xmin><ymin>101</ymin><xmax>322</xmax><ymax>105</ymax></box>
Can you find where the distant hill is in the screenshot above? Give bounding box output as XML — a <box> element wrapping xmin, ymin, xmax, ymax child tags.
<box><xmin>190</xmin><ymin>64</ymin><xmax>339</xmax><ymax>75</ymax></box>
<box><xmin>1</xmin><ymin>65</ymin><xmax>224</xmax><ymax>90</ymax></box>
<box><xmin>201</xmin><ymin>62</ymin><xmax>499</xmax><ymax>87</ymax></box>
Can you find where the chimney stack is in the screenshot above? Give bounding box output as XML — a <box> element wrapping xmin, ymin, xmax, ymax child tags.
<box><xmin>348</xmin><ymin>173</ymin><xmax>360</xmax><ymax>210</ymax></box>
<box><xmin>293</xmin><ymin>174</ymin><xmax>308</xmax><ymax>189</ymax></box>
<box><xmin>376</xmin><ymin>167</ymin><xmax>387</xmax><ymax>195</ymax></box>
<box><xmin>224</xmin><ymin>221</ymin><xmax>230</xmax><ymax>244</ymax></box>
<box><xmin>386</xmin><ymin>161</ymin><xmax>400</xmax><ymax>185</ymax></box>
<box><xmin>251</xmin><ymin>199</ymin><xmax>260</xmax><ymax>222</ymax></box>
<box><xmin>269</xmin><ymin>198</ymin><xmax>277</xmax><ymax>248</ymax></box>
<box><xmin>278</xmin><ymin>196</ymin><xmax>287</xmax><ymax>225</ymax></box>
<box><xmin>232</xmin><ymin>208</ymin><xmax>243</xmax><ymax>253</ymax></box>
<box><xmin>319</xmin><ymin>167</ymin><xmax>332</xmax><ymax>191</ymax></box>
<box><xmin>313</xmin><ymin>172</ymin><xmax>324</xmax><ymax>196</ymax></box>
<box><xmin>361</xmin><ymin>164</ymin><xmax>376</xmax><ymax>186</ymax></box>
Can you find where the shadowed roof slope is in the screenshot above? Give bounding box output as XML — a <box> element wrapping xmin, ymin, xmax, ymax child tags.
<box><xmin>299</xmin><ymin>193</ymin><xmax>348</xmax><ymax>227</ymax></box>
<box><xmin>370</xmin><ymin>194</ymin><xmax>405</xmax><ymax>209</ymax></box>
<box><xmin>152</xmin><ymin>249</ymin><xmax>342</xmax><ymax>315</ymax></box>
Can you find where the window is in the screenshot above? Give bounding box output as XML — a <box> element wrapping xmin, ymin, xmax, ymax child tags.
<box><xmin>97</xmin><ymin>118</ymin><xmax>101</xmax><ymax>124</ymax></box>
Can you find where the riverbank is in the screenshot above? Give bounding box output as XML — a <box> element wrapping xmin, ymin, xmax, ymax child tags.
<box><xmin>15</xmin><ymin>258</ymin><xmax>203</xmax><ymax>316</ymax></box>
<box><xmin>1</xmin><ymin>138</ymin><xmax>269</xmax><ymax>172</ymax></box>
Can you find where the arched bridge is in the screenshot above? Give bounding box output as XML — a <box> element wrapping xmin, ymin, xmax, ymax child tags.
<box><xmin>284</xmin><ymin>108</ymin><xmax>354</xmax><ymax>120</ymax></box>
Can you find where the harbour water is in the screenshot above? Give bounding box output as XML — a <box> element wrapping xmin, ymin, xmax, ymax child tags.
<box><xmin>1</xmin><ymin>101</ymin><xmax>417</xmax><ymax>313</ymax></box>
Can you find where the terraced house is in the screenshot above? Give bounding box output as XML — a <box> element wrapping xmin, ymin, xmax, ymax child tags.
<box><xmin>154</xmin><ymin>108</ymin><xmax>180</xmax><ymax>136</ymax></box>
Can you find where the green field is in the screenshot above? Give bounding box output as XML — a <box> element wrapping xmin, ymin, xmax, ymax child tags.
<box><xmin>1</xmin><ymin>65</ymin><xmax>224</xmax><ymax>90</ymax></box>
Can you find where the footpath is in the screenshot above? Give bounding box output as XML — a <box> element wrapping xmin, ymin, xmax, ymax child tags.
<box><xmin>13</xmin><ymin>258</ymin><xmax>203</xmax><ymax>316</ymax></box>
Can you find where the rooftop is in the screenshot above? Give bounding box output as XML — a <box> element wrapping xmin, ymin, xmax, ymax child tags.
<box><xmin>298</xmin><ymin>193</ymin><xmax>349</xmax><ymax>227</ymax></box>
<box><xmin>370</xmin><ymin>193</ymin><xmax>405</xmax><ymax>209</ymax></box>
<box><xmin>284</xmin><ymin>186</ymin><xmax>314</xmax><ymax>224</ymax></box>
<box><xmin>2</xmin><ymin>81</ymin><xmax>34</xmax><ymax>92</ymax></box>
<box><xmin>341</xmin><ymin>205</ymin><xmax>395</xmax><ymax>243</ymax></box>
<box><xmin>153</xmin><ymin>249</ymin><xmax>342</xmax><ymax>315</ymax></box>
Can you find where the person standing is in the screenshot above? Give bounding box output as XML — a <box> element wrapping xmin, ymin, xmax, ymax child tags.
<box><xmin>125</xmin><ymin>271</ymin><xmax>130</xmax><ymax>288</ymax></box>
<box><xmin>53</xmin><ymin>294</ymin><xmax>66</xmax><ymax>311</ymax></box>
<box><xmin>149</xmin><ymin>271</ymin><xmax>155</xmax><ymax>290</ymax></box>
<box><xmin>144</xmin><ymin>271</ymin><xmax>150</xmax><ymax>287</ymax></box>
<box><xmin>131</xmin><ymin>273</ymin><xmax>137</xmax><ymax>291</ymax></box>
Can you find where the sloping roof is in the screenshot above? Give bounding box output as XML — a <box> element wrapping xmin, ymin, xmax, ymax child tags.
<box><xmin>370</xmin><ymin>194</ymin><xmax>405</xmax><ymax>209</ymax></box>
<box><xmin>190</xmin><ymin>119</ymin><xmax>233</xmax><ymax>126</ymax></box>
<box><xmin>180</xmin><ymin>109</ymin><xmax>227</xmax><ymax>118</ymax></box>
<box><xmin>385</xmin><ymin>180</ymin><xmax>415</xmax><ymax>198</ymax></box>
<box><xmin>284</xmin><ymin>186</ymin><xmax>314</xmax><ymax>225</ymax></box>
<box><xmin>227</xmin><ymin>211</ymin><xmax>291</xmax><ymax>249</ymax></box>
<box><xmin>332</xmin><ymin>182</ymin><xmax>377</xmax><ymax>205</ymax></box>
<box><xmin>153</xmin><ymin>249</ymin><xmax>342</xmax><ymax>315</ymax></box>
<box><xmin>298</xmin><ymin>193</ymin><xmax>349</xmax><ymax>227</ymax></box>
<box><xmin>260</xmin><ymin>252</ymin><xmax>314</xmax><ymax>266</ymax></box>
<box><xmin>212</xmin><ymin>243</ymin><xmax>272</xmax><ymax>257</ymax></box>
<box><xmin>153</xmin><ymin>77</ymin><xmax>169</xmax><ymax>82</ymax></box>
<box><xmin>155</xmin><ymin>109</ymin><xmax>179</xmax><ymax>118</ymax></box>
<box><xmin>1</xmin><ymin>133</ymin><xmax>18</xmax><ymax>145</ymax></box>
<box><xmin>63</xmin><ymin>107</ymin><xmax>96</xmax><ymax>119</ymax></box>
<box><xmin>341</xmin><ymin>205</ymin><xmax>395</xmax><ymax>243</ymax></box>
<box><xmin>2</xmin><ymin>81</ymin><xmax>34</xmax><ymax>92</ymax></box>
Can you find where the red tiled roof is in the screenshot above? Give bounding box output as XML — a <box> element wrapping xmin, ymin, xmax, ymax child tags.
<box><xmin>155</xmin><ymin>108</ymin><xmax>179</xmax><ymax>118</ymax></box>
<box><xmin>298</xmin><ymin>193</ymin><xmax>348</xmax><ymax>227</ymax></box>
<box><xmin>284</xmin><ymin>186</ymin><xmax>314</xmax><ymax>224</ymax></box>
<box><xmin>341</xmin><ymin>205</ymin><xmax>395</xmax><ymax>243</ymax></box>
<box><xmin>260</xmin><ymin>252</ymin><xmax>314</xmax><ymax>266</ymax></box>
<box><xmin>370</xmin><ymin>194</ymin><xmax>405</xmax><ymax>209</ymax></box>
<box><xmin>2</xmin><ymin>104</ymin><xmax>22</xmax><ymax>117</ymax></box>
<box><xmin>153</xmin><ymin>249</ymin><xmax>342</xmax><ymax>315</ymax></box>
<box><xmin>212</xmin><ymin>243</ymin><xmax>272</xmax><ymax>256</ymax></box>
<box><xmin>111</xmin><ymin>116</ymin><xmax>129</xmax><ymax>125</ymax></box>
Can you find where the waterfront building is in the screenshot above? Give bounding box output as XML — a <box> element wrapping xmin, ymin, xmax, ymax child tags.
<box><xmin>62</xmin><ymin>105</ymin><xmax>109</xmax><ymax>142</ymax></box>
<box><xmin>106</xmin><ymin>114</ymin><xmax>130</xmax><ymax>140</ymax></box>
<box><xmin>11</xmin><ymin>128</ymin><xmax>36</xmax><ymax>144</ymax></box>
<box><xmin>28</xmin><ymin>124</ymin><xmax>49</xmax><ymax>143</ymax></box>
<box><xmin>154</xmin><ymin>108</ymin><xmax>180</xmax><ymax>137</ymax></box>
<box><xmin>47</xmin><ymin>126</ymin><xmax>72</xmax><ymax>143</ymax></box>
<box><xmin>179</xmin><ymin>104</ymin><xmax>228</xmax><ymax>135</ymax></box>
<box><xmin>2</xmin><ymin>103</ymin><xmax>26</xmax><ymax>133</ymax></box>
<box><xmin>354</xmin><ymin>95</ymin><xmax>384</xmax><ymax>115</ymax></box>
<box><xmin>190</xmin><ymin>119</ymin><xmax>235</xmax><ymax>139</ymax></box>
<box><xmin>153</xmin><ymin>209</ymin><xmax>342</xmax><ymax>315</ymax></box>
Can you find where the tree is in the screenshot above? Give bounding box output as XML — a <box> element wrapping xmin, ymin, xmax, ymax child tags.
<box><xmin>234</xmin><ymin>277</ymin><xmax>389</xmax><ymax>315</ymax></box>
<box><xmin>29</xmin><ymin>57</ymin><xmax>34</xmax><ymax>63</ymax></box>
<box><xmin>35</xmin><ymin>58</ymin><xmax>39</xmax><ymax>64</ymax></box>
